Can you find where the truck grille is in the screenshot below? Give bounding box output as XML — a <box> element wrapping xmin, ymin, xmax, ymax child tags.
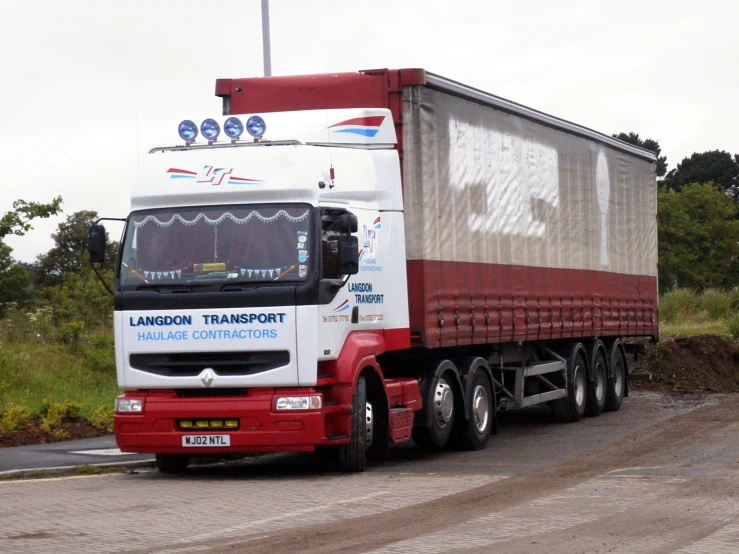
<box><xmin>129</xmin><ymin>351</ymin><xmax>290</xmax><ymax>377</ymax></box>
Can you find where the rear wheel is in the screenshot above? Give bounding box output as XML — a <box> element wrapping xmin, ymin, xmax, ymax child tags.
<box><xmin>551</xmin><ymin>346</ymin><xmax>587</xmax><ymax>423</ymax></box>
<box><xmin>413</xmin><ymin>371</ymin><xmax>456</xmax><ymax>450</ymax></box>
<box><xmin>586</xmin><ymin>349</ymin><xmax>607</xmax><ymax>417</ymax></box>
<box><xmin>605</xmin><ymin>345</ymin><xmax>626</xmax><ymax>412</ymax></box>
<box><xmin>461</xmin><ymin>371</ymin><xmax>494</xmax><ymax>451</ymax></box>
<box><xmin>338</xmin><ymin>376</ymin><xmax>368</xmax><ymax>472</ymax></box>
<box><xmin>155</xmin><ymin>454</ymin><xmax>189</xmax><ymax>473</ymax></box>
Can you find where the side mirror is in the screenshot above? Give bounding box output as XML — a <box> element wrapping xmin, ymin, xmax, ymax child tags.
<box><xmin>338</xmin><ymin>235</ymin><xmax>359</xmax><ymax>275</ymax></box>
<box><xmin>88</xmin><ymin>224</ymin><xmax>106</xmax><ymax>263</ymax></box>
<box><xmin>340</xmin><ymin>213</ymin><xmax>358</xmax><ymax>234</ymax></box>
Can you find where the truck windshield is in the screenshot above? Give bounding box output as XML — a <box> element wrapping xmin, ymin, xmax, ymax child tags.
<box><xmin>118</xmin><ymin>204</ymin><xmax>312</xmax><ymax>289</ymax></box>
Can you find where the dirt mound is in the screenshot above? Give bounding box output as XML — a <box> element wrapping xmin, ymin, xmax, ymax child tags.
<box><xmin>0</xmin><ymin>417</ymin><xmax>109</xmax><ymax>448</ymax></box>
<box><xmin>631</xmin><ymin>335</ymin><xmax>739</xmax><ymax>393</ymax></box>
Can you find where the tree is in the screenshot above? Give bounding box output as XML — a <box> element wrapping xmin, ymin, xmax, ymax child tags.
<box><xmin>0</xmin><ymin>197</ymin><xmax>62</xmax><ymax>239</ymax></box>
<box><xmin>34</xmin><ymin>210</ymin><xmax>117</xmax><ymax>288</ymax></box>
<box><xmin>0</xmin><ymin>242</ymin><xmax>32</xmax><ymax>313</ymax></box>
<box><xmin>658</xmin><ymin>183</ymin><xmax>739</xmax><ymax>291</ymax></box>
<box><xmin>612</xmin><ymin>132</ymin><xmax>667</xmax><ymax>177</ymax></box>
<box><xmin>661</xmin><ymin>150</ymin><xmax>739</xmax><ymax>201</ymax></box>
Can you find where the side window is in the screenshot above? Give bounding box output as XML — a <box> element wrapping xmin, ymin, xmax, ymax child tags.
<box><xmin>321</xmin><ymin>211</ymin><xmax>343</xmax><ymax>280</ymax></box>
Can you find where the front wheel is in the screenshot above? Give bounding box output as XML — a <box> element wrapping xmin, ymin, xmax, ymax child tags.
<box><xmin>338</xmin><ymin>376</ymin><xmax>369</xmax><ymax>472</ymax></box>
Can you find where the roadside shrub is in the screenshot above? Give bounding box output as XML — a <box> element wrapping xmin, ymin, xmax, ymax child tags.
<box><xmin>40</xmin><ymin>398</ymin><xmax>82</xmax><ymax>432</ymax></box>
<box><xmin>698</xmin><ymin>289</ymin><xmax>732</xmax><ymax>321</ymax></box>
<box><xmin>89</xmin><ymin>404</ymin><xmax>114</xmax><ymax>432</ymax></box>
<box><xmin>660</xmin><ymin>288</ymin><xmax>699</xmax><ymax>323</ymax></box>
<box><xmin>0</xmin><ymin>403</ymin><xmax>29</xmax><ymax>435</ymax></box>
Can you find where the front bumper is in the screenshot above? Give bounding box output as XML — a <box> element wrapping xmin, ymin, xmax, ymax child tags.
<box><xmin>115</xmin><ymin>389</ymin><xmax>350</xmax><ymax>455</ymax></box>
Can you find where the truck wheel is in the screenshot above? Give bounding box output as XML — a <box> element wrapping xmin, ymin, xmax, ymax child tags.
<box><xmin>339</xmin><ymin>376</ymin><xmax>368</xmax><ymax>472</ymax></box>
<box><xmin>412</xmin><ymin>372</ymin><xmax>456</xmax><ymax>450</ymax></box>
<box><xmin>461</xmin><ymin>371</ymin><xmax>494</xmax><ymax>451</ymax></box>
<box><xmin>155</xmin><ymin>454</ymin><xmax>189</xmax><ymax>473</ymax></box>
<box><xmin>586</xmin><ymin>348</ymin><xmax>607</xmax><ymax>417</ymax></box>
<box><xmin>551</xmin><ymin>347</ymin><xmax>587</xmax><ymax>423</ymax></box>
<box><xmin>605</xmin><ymin>345</ymin><xmax>626</xmax><ymax>412</ymax></box>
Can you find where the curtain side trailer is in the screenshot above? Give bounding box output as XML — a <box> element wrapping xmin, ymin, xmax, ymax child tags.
<box><xmin>99</xmin><ymin>68</ymin><xmax>657</xmax><ymax>472</ymax></box>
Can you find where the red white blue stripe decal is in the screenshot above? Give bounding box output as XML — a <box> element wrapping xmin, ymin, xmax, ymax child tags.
<box><xmin>167</xmin><ymin>168</ymin><xmax>196</xmax><ymax>179</ymax></box>
<box><xmin>167</xmin><ymin>167</ymin><xmax>262</xmax><ymax>185</ymax></box>
<box><xmin>332</xmin><ymin>299</ymin><xmax>350</xmax><ymax>313</ymax></box>
<box><xmin>328</xmin><ymin>116</ymin><xmax>385</xmax><ymax>138</ymax></box>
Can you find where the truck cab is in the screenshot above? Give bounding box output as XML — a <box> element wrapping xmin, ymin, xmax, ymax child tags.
<box><xmin>94</xmin><ymin>108</ymin><xmax>418</xmax><ymax>472</ymax></box>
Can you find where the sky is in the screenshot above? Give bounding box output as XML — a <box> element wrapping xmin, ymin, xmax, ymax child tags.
<box><xmin>2</xmin><ymin>0</ymin><xmax>738</xmax><ymax>263</ymax></box>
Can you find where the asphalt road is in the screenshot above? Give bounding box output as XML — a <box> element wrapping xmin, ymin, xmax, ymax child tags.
<box><xmin>1</xmin><ymin>391</ymin><xmax>738</xmax><ymax>554</ymax></box>
<box><xmin>0</xmin><ymin>436</ymin><xmax>153</xmax><ymax>474</ymax></box>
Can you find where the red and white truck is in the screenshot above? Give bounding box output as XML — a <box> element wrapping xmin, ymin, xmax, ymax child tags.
<box><xmin>89</xmin><ymin>68</ymin><xmax>657</xmax><ymax>472</ymax></box>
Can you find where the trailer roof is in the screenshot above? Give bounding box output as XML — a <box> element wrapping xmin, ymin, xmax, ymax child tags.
<box><xmin>215</xmin><ymin>68</ymin><xmax>657</xmax><ymax>164</ymax></box>
<box><xmin>424</xmin><ymin>71</ymin><xmax>657</xmax><ymax>163</ymax></box>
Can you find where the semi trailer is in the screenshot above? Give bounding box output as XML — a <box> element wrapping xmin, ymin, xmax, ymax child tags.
<box><xmin>89</xmin><ymin>68</ymin><xmax>657</xmax><ymax>472</ymax></box>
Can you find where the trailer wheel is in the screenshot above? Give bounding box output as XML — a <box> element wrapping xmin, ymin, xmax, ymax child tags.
<box><xmin>412</xmin><ymin>372</ymin><xmax>456</xmax><ymax>450</ymax></box>
<box><xmin>155</xmin><ymin>454</ymin><xmax>189</xmax><ymax>473</ymax></box>
<box><xmin>551</xmin><ymin>347</ymin><xmax>587</xmax><ymax>423</ymax></box>
<box><xmin>586</xmin><ymin>348</ymin><xmax>607</xmax><ymax>417</ymax></box>
<box><xmin>339</xmin><ymin>376</ymin><xmax>368</xmax><ymax>472</ymax></box>
<box><xmin>605</xmin><ymin>345</ymin><xmax>626</xmax><ymax>412</ymax></box>
<box><xmin>461</xmin><ymin>371</ymin><xmax>494</xmax><ymax>451</ymax></box>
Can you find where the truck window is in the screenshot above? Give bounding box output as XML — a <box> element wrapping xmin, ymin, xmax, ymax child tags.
<box><xmin>118</xmin><ymin>204</ymin><xmax>312</xmax><ymax>289</ymax></box>
<box><xmin>321</xmin><ymin>211</ymin><xmax>347</xmax><ymax>280</ymax></box>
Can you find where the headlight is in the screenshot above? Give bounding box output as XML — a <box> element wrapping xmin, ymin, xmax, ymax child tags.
<box><xmin>246</xmin><ymin>115</ymin><xmax>266</xmax><ymax>138</ymax></box>
<box><xmin>115</xmin><ymin>397</ymin><xmax>144</xmax><ymax>413</ymax></box>
<box><xmin>275</xmin><ymin>396</ymin><xmax>322</xmax><ymax>410</ymax></box>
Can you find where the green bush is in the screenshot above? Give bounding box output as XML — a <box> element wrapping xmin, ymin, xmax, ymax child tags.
<box><xmin>698</xmin><ymin>289</ymin><xmax>733</xmax><ymax>321</ymax></box>
<box><xmin>89</xmin><ymin>404</ymin><xmax>114</xmax><ymax>432</ymax></box>
<box><xmin>0</xmin><ymin>403</ymin><xmax>29</xmax><ymax>435</ymax></box>
<box><xmin>660</xmin><ymin>288</ymin><xmax>699</xmax><ymax>323</ymax></box>
<box><xmin>40</xmin><ymin>398</ymin><xmax>82</xmax><ymax>432</ymax></box>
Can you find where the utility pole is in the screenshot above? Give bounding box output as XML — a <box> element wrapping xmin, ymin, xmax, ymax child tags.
<box><xmin>261</xmin><ymin>0</ymin><xmax>272</xmax><ymax>77</ymax></box>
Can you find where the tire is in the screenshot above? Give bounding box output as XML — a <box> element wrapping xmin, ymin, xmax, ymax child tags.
<box><xmin>551</xmin><ymin>346</ymin><xmax>587</xmax><ymax>423</ymax></box>
<box><xmin>461</xmin><ymin>370</ymin><xmax>494</xmax><ymax>451</ymax></box>
<box><xmin>412</xmin><ymin>370</ymin><xmax>457</xmax><ymax>450</ymax></box>
<box><xmin>586</xmin><ymin>348</ymin><xmax>607</xmax><ymax>417</ymax></box>
<box><xmin>605</xmin><ymin>344</ymin><xmax>626</xmax><ymax>412</ymax></box>
<box><xmin>155</xmin><ymin>454</ymin><xmax>189</xmax><ymax>473</ymax></box>
<box><xmin>338</xmin><ymin>376</ymin><xmax>368</xmax><ymax>472</ymax></box>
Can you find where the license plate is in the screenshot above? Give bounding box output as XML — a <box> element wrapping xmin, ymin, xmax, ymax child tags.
<box><xmin>181</xmin><ymin>434</ymin><xmax>231</xmax><ymax>447</ymax></box>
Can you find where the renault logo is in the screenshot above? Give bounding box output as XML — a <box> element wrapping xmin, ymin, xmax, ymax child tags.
<box><xmin>200</xmin><ymin>368</ymin><xmax>215</xmax><ymax>388</ymax></box>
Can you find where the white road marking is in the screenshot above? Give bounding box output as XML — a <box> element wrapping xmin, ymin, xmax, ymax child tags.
<box><xmin>68</xmin><ymin>448</ymin><xmax>136</xmax><ymax>456</ymax></box>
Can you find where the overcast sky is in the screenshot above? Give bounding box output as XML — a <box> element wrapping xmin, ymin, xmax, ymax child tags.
<box><xmin>2</xmin><ymin>0</ymin><xmax>737</xmax><ymax>262</ymax></box>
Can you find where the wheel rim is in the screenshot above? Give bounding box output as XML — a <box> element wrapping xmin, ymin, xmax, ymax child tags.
<box><xmin>434</xmin><ymin>378</ymin><xmax>454</xmax><ymax>428</ymax></box>
<box><xmin>365</xmin><ymin>401</ymin><xmax>373</xmax><ymax>448</ymax></box>
<box><xmin>595</xmin><ymin>361</ymin><xmax>605</xmax><ymax>402</ymax></box>
<box><xmin>613</xmin><ymin>357</ymin><xmax>624</xmax><ymax>397</ymax></box>
<box><xmin>471</xmin><ymin>384</ymin><xmax>489</xmax><ymax>433</ymax></box>
<box><xmin>574</xmin><ymin>364</ymin><xmax>586</xmax><ymax>407</ymax></box>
